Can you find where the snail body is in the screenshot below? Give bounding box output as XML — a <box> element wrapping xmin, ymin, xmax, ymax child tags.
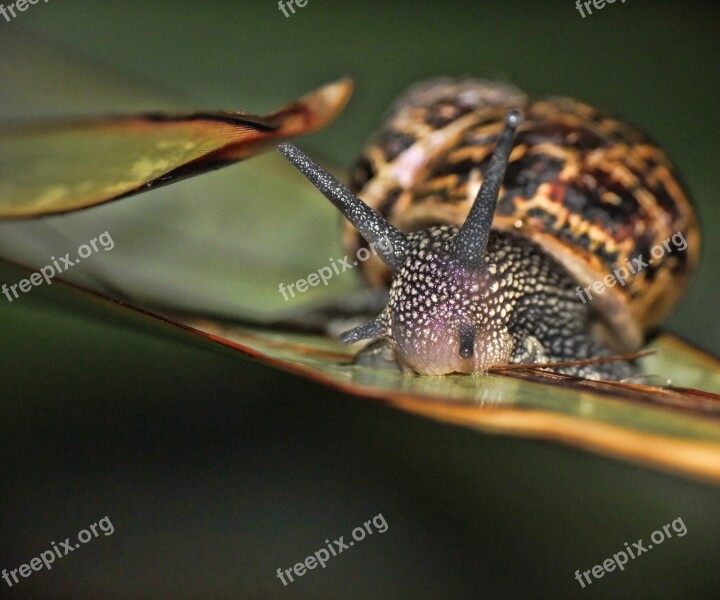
<box><xmin>279</xmin><ymin>79</ymin><xmax>699</xmax><ymax>380</ymax></box>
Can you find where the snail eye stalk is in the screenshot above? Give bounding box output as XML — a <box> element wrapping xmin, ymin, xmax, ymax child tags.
<box><xmin>452</xmin><ymin>109</ymin><xmax>523</xmax><ymax>269</ymax></box>
<box><xmin>278</xmin><ymin>143</ymin><xmax>408</xmax><ymax>272</ymax></box>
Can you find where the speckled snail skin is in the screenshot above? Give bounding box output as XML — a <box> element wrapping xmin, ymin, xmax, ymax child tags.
<box><xmin>278</xmin><ymin>79</ymin><xmax>699</xmax><ymax>380</ymax></box>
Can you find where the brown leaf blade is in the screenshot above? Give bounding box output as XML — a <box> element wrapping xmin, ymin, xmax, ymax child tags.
<box><xmin>0</xmin><ymin>78</ymin><xmax>352</xmax><ymax>219</ymax></box>
<box><xmin>184</xmin><ymin>320</ymin><xmax>720</xmax><ymax>483</ymax></box>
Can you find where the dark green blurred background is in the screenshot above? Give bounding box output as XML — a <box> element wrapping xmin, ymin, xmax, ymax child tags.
<box><xmin>0</xmin><ymin>1</ymin><xmax>718</xmax><ymax>598</ymax></box>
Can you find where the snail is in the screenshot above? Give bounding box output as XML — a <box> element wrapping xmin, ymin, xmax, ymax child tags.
<box><xmin>278</xmin><ymin>79</ymin><xmax>699</xmax><ymax>380</ymax></box>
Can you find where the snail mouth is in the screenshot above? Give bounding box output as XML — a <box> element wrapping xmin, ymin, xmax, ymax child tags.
<box><xmin>391</xmin><ymin>320</ymin><xmax>513</xmax><ymax>375</ymax></box>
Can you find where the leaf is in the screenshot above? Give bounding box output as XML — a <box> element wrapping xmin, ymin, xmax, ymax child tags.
<box><xmin>172</xmin><ymin>318</ymin><xmax>720</xmax><ymax>482</ymax></box>
<box><xmin>0</xmin><ymin>78</ymin><xmax>352</xmax><ymax>219</ymax></box>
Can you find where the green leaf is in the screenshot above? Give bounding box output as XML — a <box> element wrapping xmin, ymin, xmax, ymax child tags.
<box><xmin>180</xmin><ymin>318</ymin><xmax>720</xmax><ymax>482</ymax></box>
<box><xmin>0</xmin><ymin>78</ymin><xmax>351</xmax><ymax>218</ymax></box>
